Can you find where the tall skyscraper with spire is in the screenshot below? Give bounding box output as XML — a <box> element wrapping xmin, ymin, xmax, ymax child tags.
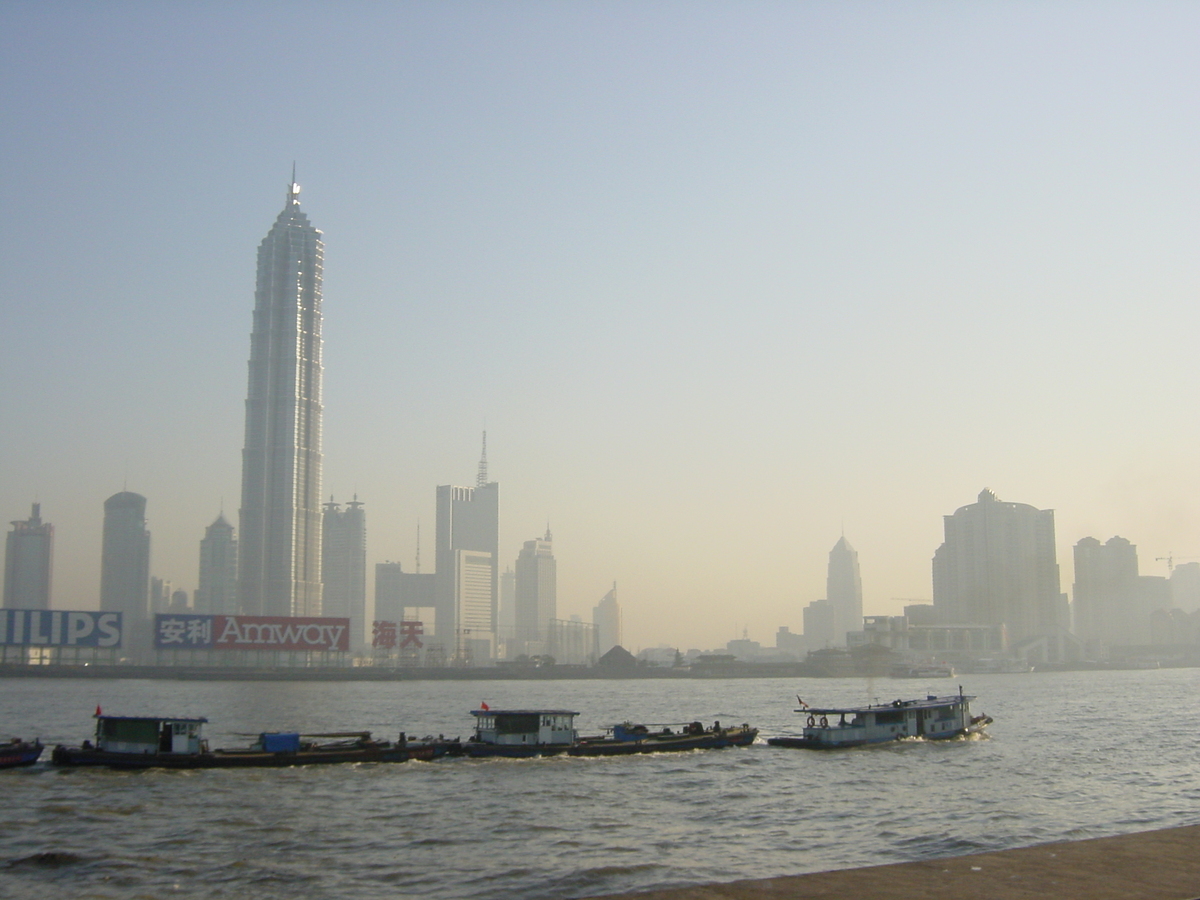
<box><xmin>196</xmin><ymin>513</ymin><xmax>238</xmax><ymax>616</ymax></box>
<box><xmin>826</xmin><ymin>535</ymin><xmax>863</xmax><ymax>646</ymax></box>
<box><xmin>237</xmin><ymin>174</ymin><xmax>324</xmax><ymax>618</ymax></box>
<box><xmin>434</xmin><ymin>434</ymin><xmax>499</xmax><ymax>662</ymax></box>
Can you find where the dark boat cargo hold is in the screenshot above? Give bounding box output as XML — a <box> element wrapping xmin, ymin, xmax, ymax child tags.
<box><xmin>464</xmin><ymin>708</ymin><xmax>758</xmax><ymax>758</ymax></box>
<box><xmin>51</xmin><ymin>715</ymin><xmax>456</xmax><ymax>768</ymax></box>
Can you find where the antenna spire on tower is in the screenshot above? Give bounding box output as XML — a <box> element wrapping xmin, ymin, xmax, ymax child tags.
<box><xmin>477</xmin><ymin>431</ymin><xmax>488</xmax><ymax>487</ymax></box>
<box><xmin>415</xmin><ymin>520</ymin><xmax>421</xmax><ymax>574</ymax></box>
<box><xmin>287</xmin><ymin>162</ymin><xmax>300</xmax><ymax>206</ymax></box>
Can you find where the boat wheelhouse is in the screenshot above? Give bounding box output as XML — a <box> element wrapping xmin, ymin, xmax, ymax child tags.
<box><xmin>768</xmin><ymin>691</ymin><xmax>991</xmax><ymax>749</ymax></box>
<box><xmin>466</xmin><ymin>709</ymin><xmax>579</xmax><ymax>757</ymax></box>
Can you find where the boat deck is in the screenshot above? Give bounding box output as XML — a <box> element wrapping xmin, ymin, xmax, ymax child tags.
<box><xmin>578</xmin><ymin>824</ymin><xmax>1200</xmax><ymax>900</ymax></box>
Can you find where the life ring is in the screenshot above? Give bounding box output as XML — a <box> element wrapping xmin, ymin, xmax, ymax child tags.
<box><xmin>819</xmin><ymin>716</ymin><xmax>829</xmax><ymax>728</ymax></box>
<box><xmin>806</xmin><ymin>715</ymin><xmax>815</xmax><ymax>727</ymax></box>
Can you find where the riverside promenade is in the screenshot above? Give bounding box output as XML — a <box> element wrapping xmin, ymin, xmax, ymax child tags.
<box><xmin>584</xmin><ymin>824</ymin><xmax>1200</xmax><ymax>900</ymax></box>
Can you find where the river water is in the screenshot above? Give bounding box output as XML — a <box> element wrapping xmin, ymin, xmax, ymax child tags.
<box><xmin>1</xmin><ymin>669</ymin><xmax>1197</xmax><ymax>899</ymax></box>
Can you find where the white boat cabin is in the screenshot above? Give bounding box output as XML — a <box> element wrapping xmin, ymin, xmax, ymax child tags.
<box><xmin>95</xmin><ymin>715</ymin><xmax>208</xmax><ymax>755</ymax></box>
<box><xmin>470</xmin><ymin>709</ymin><xmax>579</xmax><ymax>747</ymax></box>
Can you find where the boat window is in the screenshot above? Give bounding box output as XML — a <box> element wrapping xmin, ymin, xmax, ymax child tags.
<box><xmin>496</xmin><ymin>714</ymin><xmax>540</xmax><ymax>734</ymax></box>
<box><xmin>875</xmin><ymin>710</ymin><xmax>905</xmax><ymax>725</ymax></box>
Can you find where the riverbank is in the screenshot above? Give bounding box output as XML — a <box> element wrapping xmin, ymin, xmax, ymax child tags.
<box><xmin>581</xmin><ymin>824</ymin><xmax>1200</xmax><ymax>900</ymax></box>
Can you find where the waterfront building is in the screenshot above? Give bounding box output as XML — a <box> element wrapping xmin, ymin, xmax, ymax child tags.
<box><xmin>1073</xmin><ymin>536</ymin><xmax>1140</xmax><ymax>650</ymax></box>
<box><xmin>827</xmin><ymin>535</ymin><xmax>862</xmax><ymax>647</ymax></box>
<box><xmin>513</xmin><ymin>528</ymin><xmax>556</xmax><ymax>655</ymax></box>
<box><xmin>375</xmin><ymin>561</ymin><xmax>436</xmax><ymax>624</ymax></box>
<box><xmin>323</xmin><ymin>496</ymin><xmax>366</xmax><ymax>649</ymax></box>
<box><xmin>593</xmin><ymin>583</ymin><xmax>621</xmax><ymax>657</ymax></box>
<box><xmin>802</xmin><ymin>598</ymin><xmax>834</xmax><ymax>648</ymax></box>
<box><xmin>1170</xmin><ymin>562</ymin><xmax>1200</xmax><ymax>614</ymax></box>
<box><xmin>931</xmin><ymin>489</ymin><xmax>1067</xmax><ymax>649</ymax></box>
<box><xmin>498</xmin><ymin>565</ymin><xmax>516</xmax><ymax>655</ymax></box>
<box><xmin>237</xmin><ymin>175</ymin><xmax>324</xmax><ymax>619</ymax></box>
<box><xmin>547</xmin><ymin>616</ymin><xmax>596</xmax><ymax>666</ymax></box>
<box><xmin>196</xmin><ymin>514</ymin><xmax>238</xmax><ymax>616</ymax></box>
<box><xmin>4</xmin><ymin>503</ymin><xmax>53</xmax><ymax>610</ymax></box>
<box><xmin>101</xmin><ymin>491</ymin><xmax>150</xmax><ymax>654</ymax></box>
<box><xmin>434</xmin><ymin>436</ymin><xmax>499</xmax><ymax>662</ymax></box>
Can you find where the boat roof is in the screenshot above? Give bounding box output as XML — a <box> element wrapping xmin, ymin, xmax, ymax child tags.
<box><xmin>470</xmin><ymin>709</ymin><xmax>579</xmax><ymax>717</ymax></box>
<box><xmin>97</xmin><ymin>715</ymin><xmax>209</xmax><ymax>724</ymax></box>
<box><xmin>797</xmin><ymin>695</ymin><xmax>975</xmax><ymax>715</ymax></box>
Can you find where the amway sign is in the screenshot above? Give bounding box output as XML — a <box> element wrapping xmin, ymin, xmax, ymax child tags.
<box><xmin>155</xmin><ymin>614</ymin><xmax>350</xmax><ymax>652</ymax></box>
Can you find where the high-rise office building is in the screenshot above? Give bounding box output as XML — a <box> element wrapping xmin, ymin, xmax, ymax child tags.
<box><xmin>238</xmin><ymin>175</ymin><xmax>324</xmax><ymax>619</ymax></box>
<box><xmin>434</xmin><ymin>436</ymin><xmax>499</xmax><ymax>662</ymax></box>
<box><xmin>4</xmin><ymin>503</ymin><xmax>53</xmax><ymax>609</ymax></box>
<box><xmin>323</xmin><ymin>496</ymin><xmax>366</xmax><ymax>649</ymax></box>
<box><xmin>196</xmin><ymin>513</ymin><xmax>238</xmax><ymax>616</ymax></box>
<box><xmin>593</xmin><ymin>583</ymin><xmax>622</xmax><ymax>657</ymax></box>
<box><xmin>101</xmin><ymin>492</ymin><xmax>150</xmax><ymax>644</ymax></box>
<box><xmin>514</xmin><ymin>528</ymin><xmax>556</xmax><ymax>652</ymax></box>
<box><xmin>826</xmin><ymin>535</ymin><xmax>862</xmax><ymax>646</ymax></box>
<box><xmin>932</xmin><ymin>488</ymin><xmax>1065</xmax><ymax>646</ymax></box>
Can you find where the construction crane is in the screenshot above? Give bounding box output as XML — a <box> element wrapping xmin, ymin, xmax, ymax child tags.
<box><xmin>1154</xmin><ymin>554</ymin><xmax>1199</xmax><ymax>574</ymax></box>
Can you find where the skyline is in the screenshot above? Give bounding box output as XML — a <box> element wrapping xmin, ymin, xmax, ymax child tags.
<box><xmin>2</xmin><ymin>3</ymin><xmax>1198</xmax><ymax>650</ymax></box>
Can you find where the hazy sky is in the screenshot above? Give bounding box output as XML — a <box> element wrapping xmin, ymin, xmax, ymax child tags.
<box><xmin>2</xmin><ymin>2</ymin><xmax>1198</xmax><ymax>652</ymax></box>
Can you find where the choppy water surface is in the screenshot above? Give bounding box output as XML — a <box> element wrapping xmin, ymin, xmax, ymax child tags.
<box><xmin>1</xmin><ymin>669</ymin><xmax>1197</xmax><ymax>899</ymax></box>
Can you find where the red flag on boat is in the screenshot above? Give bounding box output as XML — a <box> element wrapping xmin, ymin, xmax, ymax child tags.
<box><xmin>94</xmin><ymin>704</ymin><xmax>102</xmax><ymax>717</ymax></box>
<box><xmin>480</xmin><ymin>701</ymin><xmax>490</xmax><ymax>711</ymax></box>
<box><xmin>797</xmin><ymin>696</ymin><xmax>808</xmax><ymax>708</ymax></box>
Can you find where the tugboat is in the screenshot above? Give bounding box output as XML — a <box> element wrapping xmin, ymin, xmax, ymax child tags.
<box><xmin>52</xmin><ymin>714</ymin><xmax>456</xmax><ymax>768</ymax></box>
<box><xmin>0</xmin><ymin>737</ymin><xmax>44</xmax><ymax>769</ymax></box>
<box><xmin>464</xmin><ymin>707</ymin><xmax>758</xmax><ymax>758</ymax></box>
<box><xmin>768</xmin><ymin>688</ymin><xmax>992</xmax><ymax>749</ymax></box>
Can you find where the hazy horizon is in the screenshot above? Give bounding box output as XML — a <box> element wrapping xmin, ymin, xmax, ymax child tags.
<box><xmin>2</xmin><ymin>2</ymin><xmax>1198</xmax><ymax>651</ymax></box>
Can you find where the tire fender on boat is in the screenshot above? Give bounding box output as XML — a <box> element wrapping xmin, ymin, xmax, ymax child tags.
<box><xmin>819</xmin><ymin>716</ymin><xmax>829</xmax><ymax>729</ymax></box>
<box><xmin>806</xmin><ymin>715</ymin><xmax>815</xmax><ymax>727</ymax></box>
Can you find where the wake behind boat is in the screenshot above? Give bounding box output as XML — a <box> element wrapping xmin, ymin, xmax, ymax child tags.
<box><xmin>51</xmin><ymin>714</ymin><xmax>457</xmax><ymax>769</ymax></box>
<box><xmin>464</xmin><ymin>708</ymin><xmax>758</xmax><ymax>758</ymax></box>
<box><xmin>768</xmin><ymin>689</ymin><xmax>992</xmax><ymax>749</ymax></box>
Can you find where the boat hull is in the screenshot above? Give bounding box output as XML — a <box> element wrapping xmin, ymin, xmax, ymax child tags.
<box><xmin>465</xmin><ymin>726</ymin><xmax>758</xmax><ymax>758</ymax></box>
<box><xmin>768</xmin><ymin>717</ymin><xmax>991</xmax><ymax>750</ymax></box>
<box><xmin>51</xmin><ymin>741</ymin><xmax>456</xmax><ymax>769</ymax></box>
<box><xmin>0</xmin><ymin>741</ymin><xmax>43</xmax><ymax>768</ymax></box>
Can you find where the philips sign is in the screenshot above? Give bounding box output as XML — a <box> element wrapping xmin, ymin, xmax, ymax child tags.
<box><xmin>0</xmin><ymin>610</ymin><xmax>122</xmax><ymax>647</ymax></box>
<box><xmin>155</xmin><ymin>615</ymin><xmax>350</xmax><ymax>652</ymax></box>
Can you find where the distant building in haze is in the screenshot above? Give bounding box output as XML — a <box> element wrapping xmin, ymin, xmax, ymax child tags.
<box><xmin>196</xmin><ymin>514</ymin><xmax>238</xmax><ymax>616</ymax></box>
<box><xmin>323</xmin><ymin>496</ymin><xmax>366</xmax><ymax>649</ymax></box>
<box><xmin>4</xmin><ymin>503</ymin><xmax>53</xmax><ymax>610</ymax></box>
<box><xmin>375</xmin><ymin>561</ymin><xmax>435</xmax><ymax>625</ymax></box>
<box><xmin>1171</xmin><ymin>562</ymin><xmax>1200</xmax><ymax>614</ymax></box>
<box><xmin>593</xmin><ymin>583</ymin><xmax>621</xmax><ymax>657</ymax></box>
<box><xmin>826</xmin><ymin>535</ymin><xmax>862</xmax><ymax>647</ymax></box>
<box><xmin>514</xmin><ymin>528</ymin><xmax>556</xmax><ymax>654</ymax></box>
<box><xmin>238</xmin><ymin>175</ymin><xmax>324</xmax><ymax>619</ymax></box>
<box><xmin>1073</xmin><ymin>536</ymin><xmax>1139</xmax><ymax>649</ymax></box>
<box><xmin>101</xmin><ymin>491</ymin><xmax>150</xmax><ymax>653</ymax></box>
<box><xmin>802</xmin><ymin>598</ymin><xmax>834</xmax><ymax>648</ymax></box>
<box><xmin>434</xmin><ymin>435</ymin><xmax>499</xmax><ymax>663</ymax></box>
<box><xmin>932</xmin><ymin>489</ymin><xmax>1069</xmax><ymax>655</ymax></box>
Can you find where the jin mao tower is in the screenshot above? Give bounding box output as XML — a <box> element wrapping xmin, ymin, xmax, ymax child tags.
<box><xmin>238</xmin><ymin>175</ymin><xmax>325</xmax><ymax>618</ymax></box>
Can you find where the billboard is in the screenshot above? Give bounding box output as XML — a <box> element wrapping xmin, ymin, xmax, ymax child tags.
<box><xmin>155</xmin><ymin>614</ymin><xmax>350</xmax><ymax>652</ymax></box>
<box><xmin>0</xmin><ymin>610</ymin><xmax>122</xmax><ymax>647</ymax></box>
